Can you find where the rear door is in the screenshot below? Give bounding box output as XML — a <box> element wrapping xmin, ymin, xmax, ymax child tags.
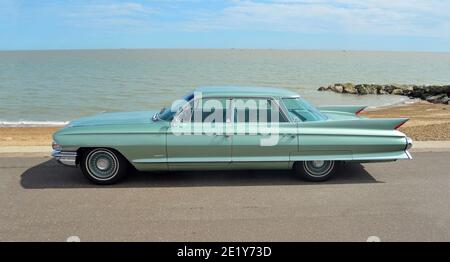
<box><xmin>230</xmin><ymin>97</ymin><xmax>298</xmax><ymax>169</ymax></box>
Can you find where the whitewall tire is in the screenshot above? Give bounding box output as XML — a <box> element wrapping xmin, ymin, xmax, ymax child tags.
<box><xmin>80</xmin><ymin>148</ymin><xmax>128</xmax><ymax>185</ymax></box>
<box><xmin>294</xmin><ymin>160</ymin><xmax>336</xmax><ymax>182</ymax></box>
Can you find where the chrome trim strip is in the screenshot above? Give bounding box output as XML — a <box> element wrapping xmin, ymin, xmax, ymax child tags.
<box><xmin>405</xmin><ymin>150</ymin><xmax>413</xmax><ymax>160</ymax></box>
<box><xmin>52</xmin><ymin>150</ymin><xmax>77</xmax><ymax>167</ymax></box>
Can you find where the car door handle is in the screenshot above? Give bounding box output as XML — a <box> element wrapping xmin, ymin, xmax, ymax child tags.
<box><xmin>215</xmin><ymin>134</ymin><xmax>231</xmax><ymax>138</ymax></box>
<box><xmin>283</xmin><ymin>134</ymin><xmax>297</xmax><ymax>138</ymax></box>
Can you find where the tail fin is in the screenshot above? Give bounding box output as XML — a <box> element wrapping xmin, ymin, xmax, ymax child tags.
<box><xmin>354</xmin><ymin>118</ymin><xmax>409</xmax><ymax>130</ymax></box>
<box><xmin>391</xmin><ymin>118</ymin><xmax>409</xmax><ymax>130</ymax></box>
<box><xmin>302</xmin><ymin>118</ymin><xmax>409</xmax><ymax>130</ymax></box>
<box><xmin>318</xmin><ymin>105</ymin><xmax>367</xmax><ymax>115</ymax></box>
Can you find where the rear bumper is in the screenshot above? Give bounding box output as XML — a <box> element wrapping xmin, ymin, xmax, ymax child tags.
<box><xmin>51</xmin><ymin>150</ymin><xmax>77</xmax><ymax>167</ymax></box>
<box><xmin>405</xmin><ymin>150</ymin><xmax>413</xmax><ymax>160</ymax></box>
<box><xmin>406</xmin><ymin>137</ymin><xmax>413</xmax><ymax>150</ymax></box>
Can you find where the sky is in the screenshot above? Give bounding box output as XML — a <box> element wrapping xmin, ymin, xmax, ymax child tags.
<box><xmin>1</xmin><ymin>0</ymin><xmax>450</xmax><ymax>52</ymax></box>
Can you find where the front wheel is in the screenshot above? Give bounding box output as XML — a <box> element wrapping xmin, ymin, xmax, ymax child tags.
<box><xmin>80</xmin><ymin>148</ymin><xmax>128</xmax><ymax>185</ymax></box>
<box><xmin>294</xmin><ymin>160</ymin><xmax>336</xmax><ymax>182</ymax></box>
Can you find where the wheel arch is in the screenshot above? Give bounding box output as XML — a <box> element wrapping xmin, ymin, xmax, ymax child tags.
<box><xmin>76</xmin><ymin>147</ymin><xmax>135</xmax><ymax>169</ymax></box>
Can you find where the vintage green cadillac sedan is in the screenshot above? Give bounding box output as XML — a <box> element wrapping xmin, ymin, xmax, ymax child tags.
<box><xmin>52</xmin><ymin>86</ymin><xmax>412</xmax><ymax>184</ymax></box>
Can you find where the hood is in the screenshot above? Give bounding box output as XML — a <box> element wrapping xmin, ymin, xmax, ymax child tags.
<box><xmin>68</xmin><ymin>110</ymin><xmax>158</xmax><ymax>127</ymax></box>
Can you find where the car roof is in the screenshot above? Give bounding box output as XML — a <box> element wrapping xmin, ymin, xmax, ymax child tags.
<box><xmin>194</xmin><ymin>86</ymin><xmax>300</xmax><ymax>98</ymax></box>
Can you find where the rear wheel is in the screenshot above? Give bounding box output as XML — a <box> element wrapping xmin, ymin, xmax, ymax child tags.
<box><xmin>294</xmin><ymin>160</ymin><xmax>336</xmax><ymax>182</ymax></box>
<box><xmin>80</xmin><ymin>148</ymin><xmax>128</xmax><ymax>185</ymax></box>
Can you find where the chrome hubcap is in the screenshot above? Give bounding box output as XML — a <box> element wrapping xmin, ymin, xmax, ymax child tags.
<box><xmin>312</xmin><ymin>160</ymin><xmax>325</xmax><ymax>168</ymax></box>
<box><xmin>96</xmin><ymin>158</ymin><xmax>110</xmax><ymax>171</ymax></box>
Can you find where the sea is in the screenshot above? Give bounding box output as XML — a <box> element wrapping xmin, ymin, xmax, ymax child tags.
<box><xmin>1</xmin><ymin>49</ymin><xmax>450</xmax><ymax>126</ymax></box>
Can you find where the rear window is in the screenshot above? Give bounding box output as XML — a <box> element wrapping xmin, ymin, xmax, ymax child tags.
<box><xmin>282</xmin><ymin>98</ymin><xmax>328</xmax><ymax>122</ymax></box>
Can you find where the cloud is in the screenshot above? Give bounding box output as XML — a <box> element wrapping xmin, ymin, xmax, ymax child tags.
<box><xmin>184</xmin><ymin>0</ymin><xmax>450</xmax><ymax>38</ymax></box>
<box><xmin>68</xmin><ymin>2</ymin><xmax>156</xmax><ymax>18</ymax></box>
<box><xmin>5</xmin><ymin>0</ymin><xmax>449</xmax><ymax>39</ymax></box>
<box><xmin>64</xmin><ymin>2</ymin><xmax>157</xmax><ymax>29</ymax></box>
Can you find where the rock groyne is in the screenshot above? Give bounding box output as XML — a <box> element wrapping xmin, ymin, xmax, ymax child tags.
<box><xmin>318</xmin><ymin>83</ymin><xmax>450</xmax><ymax>104</ymax></box>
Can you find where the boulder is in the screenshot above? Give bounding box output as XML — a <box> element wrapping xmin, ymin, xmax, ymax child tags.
<box><xmin>378</xmin><ymin>88</ymin><xmax>389</xmax><ymax>95</ymax></box>
<box><xmin>442</xmin><ymin>97</ymin><xmax>450</xmax><ymax>104</ymax></box>
<box><xmin>426</xmin><ymin>94</ymin><xmax>448</xmax><ymax>104</ymax></box>
<box><xmin>391</xmin><ymin>88</ymin><xmax>404</xmax><ymax>95</ymax></box>
<box><xmin>354</xmin><ymin>84</ymin><xmax>378</xmax><ymax>95</ymax></box>
<box><xmin>342</xmin><ymin>83</ymin><xmax>357</xmax><ymax>94</ymax></box>
<box><xmin>366</xmin><ymin>85</ymin><xmax>378</xmax><ymax>94</ymax></box>
<box><xmin>318</xmin><ymin>84</ymin><xmax>344</xmax><ymax>93</ymax></box>
<box><xmin>354</xmin><ymin>84</ymin><xmax>368</xmax><ymax>95</ymax></box>
<box><xmin>331</xmin><ymin>84</ymin><xmax>344</xmax><ymax>93</ymax></box>
<box><xmin>401</xmin><ymin>85</ymin><xmax>414</xmax><ymax>96</ymax></box>
<box><xmin>411</xmin><ymin>85</ymin><xmax>426</xmax><ymax>98</ymax></box>
<box><xmin>376</xmin><ymin>85</ymin><xmax>385</xmax><ymax>94</ymax></box>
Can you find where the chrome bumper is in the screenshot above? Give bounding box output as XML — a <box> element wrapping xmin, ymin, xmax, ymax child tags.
<box><xmin>406</xmin><ymin>137</ymin><xmax>413</xmax><ymax>150</ymax></box>
<box><xmin>52</xmin><ymin>150</ymin><xmax>77</xmax><ymax>167</ymax></box>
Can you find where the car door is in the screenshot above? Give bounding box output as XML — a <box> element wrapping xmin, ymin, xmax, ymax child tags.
<box><xmin>166</xmin><ymin>97</ymin><xmax>232</xmax><ymax>170</ymax></box>
<box><xmin>230</xmin><ymin>97</ymin><xmax>298</xmax><ymax>169</ymax></box>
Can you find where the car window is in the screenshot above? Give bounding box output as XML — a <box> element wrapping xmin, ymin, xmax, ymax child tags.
<box><xmin>189</xmin><ymin>98</ymin><xmax>231</xmax><ymax>123</ymax></box>
<box><xmin>158</xmin><ymin>92</ymin><xmax>193</xmax><ymax>121</ymax></box>
<box><xmin>282</xmin><ymin>98</ymin><xmax>328</xmax><ymax>122</ymax></box>
<box><xmin>175</xmin><ymin>100</ymin><xmax>194</xmax><ymax>123</ymax></box>
<box><xmin>233</xmin><ymin>98</ymin><xmax>287</xmax><ymax>123</ymax></box>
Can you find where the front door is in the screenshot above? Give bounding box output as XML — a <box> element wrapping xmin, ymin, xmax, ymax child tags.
<box><xmin>166</xmin><ymin>97</ymin><xmax>232</xmax><ymax>170</ymax></box>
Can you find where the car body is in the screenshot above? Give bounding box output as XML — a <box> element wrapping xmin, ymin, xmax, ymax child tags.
<box><xmin>52</xmin><ymin>86</ymin><xmax>413</xmax><ymax>184</ymax></box>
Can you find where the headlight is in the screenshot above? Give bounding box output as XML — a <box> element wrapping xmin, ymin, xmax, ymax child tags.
<box><xmin>52</xmin><ymin>141</ymin><xmax>62</xmax><ymax>151</ymax></box>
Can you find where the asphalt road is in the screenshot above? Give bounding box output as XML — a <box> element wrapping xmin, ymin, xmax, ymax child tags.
<box><xmin>0</xmin><ymin>152</ymin><xmax>449</xmax><ymax>241</ymax></box>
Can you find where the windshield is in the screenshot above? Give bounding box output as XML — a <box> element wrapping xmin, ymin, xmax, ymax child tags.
<box><xmin>156</xmin><ymin>92</ymin><xmax>194</xmax><ymax>121</ymax></box>
<box><xmin>282</xmin><ymin>97</ymin><xmax>328</xmax><ymax>122</ymax></box>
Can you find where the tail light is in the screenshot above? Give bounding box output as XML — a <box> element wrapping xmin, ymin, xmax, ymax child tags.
<box><xmin>394</xmin><ymin>120</ymin><xmax>408</xmax><ymax>130</ymax></box>
<box><xmin>355</xmin><ymin>108</ymin><xmax>365</xmax><ymax>115</ymax></box>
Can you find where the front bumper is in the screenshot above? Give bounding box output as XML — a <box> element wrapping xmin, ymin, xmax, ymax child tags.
<box><xmin>52</xmin><ymin>150</ymin><xmax>77</xmax><ymax>167</ymax></box>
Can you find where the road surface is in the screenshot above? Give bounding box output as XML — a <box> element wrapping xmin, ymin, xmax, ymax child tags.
<box><xmin>0</xmin><ymin>152</ymin><xmax>449</xmax><ymax>241</ymax></box>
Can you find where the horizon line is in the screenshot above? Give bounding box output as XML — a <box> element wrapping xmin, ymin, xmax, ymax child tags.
<box><xmin>1</xmin><ymin>47</ymin><xmax>450</xmax><ymax>54</ymax></box>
